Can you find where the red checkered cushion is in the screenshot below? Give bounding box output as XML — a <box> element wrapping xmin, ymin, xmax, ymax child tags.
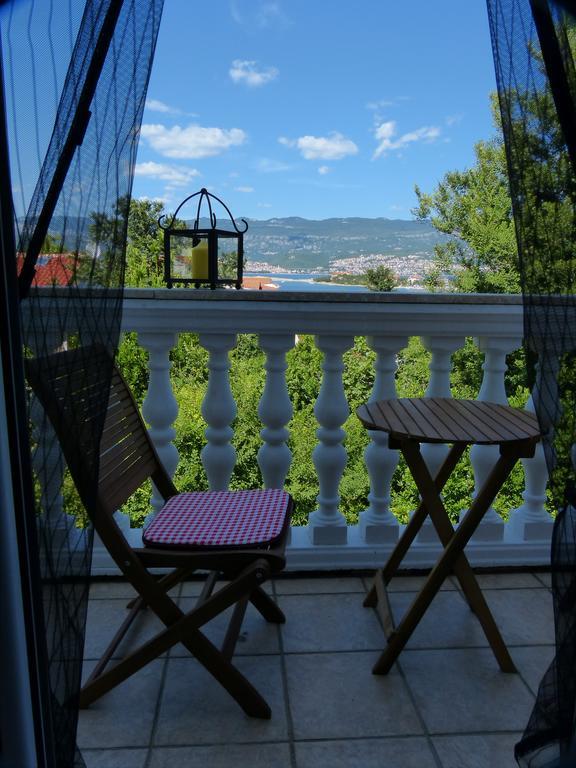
<box><xmin>142</xmin><ymin>488</ymin><xmax>292</xmax><ymax>550</ymax></box>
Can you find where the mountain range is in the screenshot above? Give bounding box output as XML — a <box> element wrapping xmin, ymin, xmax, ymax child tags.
<box><xmin>238</xmin><ymin>216</ymin><xmax>446</xmax><ymax>270</ymax></box>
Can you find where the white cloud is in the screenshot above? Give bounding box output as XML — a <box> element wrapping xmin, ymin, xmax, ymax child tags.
<box><xmin>257</xmin><ymin>202</ymin><xmax>273</xmax><ymax>208</ymax></box>
<box><xmin>318</xmin><ymin>165</ymin><xmax>330</xmax><ymax>175</ymax></box>
<box><xmin>445</xmin><ymin>114</ymin><xmax>463</xmax><ymax>126</ymax></box>
<box><xmin>366</xmin><ymin>99</ymin><xmax>394</xmax><ymax>111</ymax></box>
<box><xmin>235</xmin><ymin>186</ymin><xmax>254</xmax><ymax>193</ymax></box>
<box><xmin>140</xmin><ymin>123</ymin><xmax>247</xmax><ymax>159</ymax></box>
<box><xmin>280</xmin><ymin>132</ymin><xmax>358</xmax><ymax>161</ymax></box>
<box><xmin>229</xmin><ymin>59</ymin><xmax>278</xmax><ymax>87</ymax></box>
<box><xmin>257</xmin><ymin>157</ymin><xmax>292</xmax><ymax>173</ymax></box>
<box><xmin>231</xmin><ymin>1</ymin><xmax>291</xmax><ymax>28</ymax></box>
<box><xmin>373</xmin><ymin>121</ymin><xmax>440</xmax><ymax>159</ymax></box>
<box><xmin>145</xmin><ymin>98</ymin><xmax>181</xmax><ymax>114</ymax></box>
<box><xmin>135</xmin><ymin>161</ymin><xmax>200</xmax><ymax>186</ymax></box>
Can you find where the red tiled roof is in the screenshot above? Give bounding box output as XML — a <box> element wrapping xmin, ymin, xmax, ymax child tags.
<box><xmin>241</xmin><ymin>275</ymin><xmax>278</xmax><ymax>291</ymax></box>
<box><xmin>16</xmin><ymin>254</ymin><xmax>77</xmax><ymax>287</ymax></box>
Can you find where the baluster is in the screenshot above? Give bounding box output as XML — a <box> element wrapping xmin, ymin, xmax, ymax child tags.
<box><xmin>308</xmin><ymin>335</ymin><xmax>353</xmax><ymax>545</ymax></box>
<box><xmin>507</xmin><ymin>357</ymin><xmax>555</xmax><ymax>542</ymax></box>
<box><xmin>360</xmin><ymin>336</ymin><xmax>408</xmax><ymax>543</ymax></box>
<box><xmin>470</xmin><ymin>337</ymin><xmax>521</xmax><ymax>541</ymax></box>
<box><xmin>140</xmin><ymin>332</ymin><xmax>179</xmax><ymax>519</ymax></box>
<box><xmin>199</xmin><ymin>333</ymin><xmax>237</xmax><ymax>491</ymax></box>
<box><xmin>257</xmin><ymin>334</ymin><xmax>295</xmax><ymax>488</ymax></box>
<box><xmin>417</xmin><ymin>336</ymin><xmax>464</xmax><ymax>542</ymax></box>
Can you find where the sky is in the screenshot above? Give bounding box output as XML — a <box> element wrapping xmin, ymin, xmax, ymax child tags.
<box><xmin>134</xmin><ymin>1</ymin><xmax>499</xmax><ymax>221</ymax></box>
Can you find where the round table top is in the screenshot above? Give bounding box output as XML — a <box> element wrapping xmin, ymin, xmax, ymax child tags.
<box><xmin>356</xmin><ymin>397</ymin><xmax>541</xmax><ymax>445</ymax></box>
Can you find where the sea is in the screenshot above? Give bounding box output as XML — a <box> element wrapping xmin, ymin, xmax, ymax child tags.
<box><xmin>244</xmin><ymin>272</ymin><xmax>368</xmax><ymax>293</ymax></box>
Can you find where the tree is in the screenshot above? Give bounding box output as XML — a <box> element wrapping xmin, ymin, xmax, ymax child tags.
<box><xmin>413</xmin><ymin>99</ymin><xmax>519</xmax><ymax>294</ymax></box>
<box><xmin>365</xmin><ymin>264</ymin><xmax>397</xmax><ymax>292</ymax></box>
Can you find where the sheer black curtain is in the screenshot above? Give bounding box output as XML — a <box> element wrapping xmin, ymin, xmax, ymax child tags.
<box><xmin>0</xmin><ymin>0</ymin><xmax>163</xmax><ymax>765</ymax></box>
<box><xmin>487</xmin><ymin>1</ymin><xmax>576</xmax><ymax>765</ymax></box>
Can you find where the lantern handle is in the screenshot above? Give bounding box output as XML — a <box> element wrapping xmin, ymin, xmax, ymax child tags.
<box><xmin>158</xmin><ymin>188</ymin><xmax>249</xmax><ymax>234</ymax></box>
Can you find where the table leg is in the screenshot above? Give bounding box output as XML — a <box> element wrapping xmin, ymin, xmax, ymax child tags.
<box><xmin>364</xmin><ymin>442</ymin><xmax>466</xmax><ymax>608</ymax></box>
<box><xmin>372</xmin><ymin>444</ymin><xmax>518</xmax><ymax>674</ymax></box>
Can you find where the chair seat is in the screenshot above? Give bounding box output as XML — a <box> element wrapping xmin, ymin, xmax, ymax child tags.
<box><xmin>142</xmin><ymin>488</ymin><xmax>291</xmax><ymax>550</ymax></box>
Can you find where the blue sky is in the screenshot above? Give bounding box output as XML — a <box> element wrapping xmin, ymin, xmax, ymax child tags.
<box><xmin>133</xmin><ymin>0</ymin><xmax>498</xmax><ymax>220</ymax></box>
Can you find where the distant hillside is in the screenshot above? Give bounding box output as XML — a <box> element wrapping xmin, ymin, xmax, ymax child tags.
<box><xmin>238</xmin><ymin>216</ymin><xmax>446</xmax><ymax>270</ymax></box>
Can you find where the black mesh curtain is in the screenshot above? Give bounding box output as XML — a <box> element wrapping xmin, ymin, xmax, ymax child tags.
<box><xmin>1</xmin><ymin>0</ymin><xmax>162</xmax><ymax>765</ymax></box>
<box><xmin>487</xmin><ymin>0</ymin><xmax>576</xmax><ymax>765</ymax></box>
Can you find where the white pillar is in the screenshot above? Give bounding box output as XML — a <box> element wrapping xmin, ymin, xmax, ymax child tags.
<box><xmin>308</xmin><ymin>335</ymin><xmax>353</xmax><ymax>545</ymax></box>
<box><xmin>471</xmin><ymin>337</ymin><xmax>521</xmax><ymax>541</ymax></box>
<box><xmin>140</xmin><ymin>332</ymin><xmax>179</xmax><ymax>518</ymax></box>
<box><xmin>199</xmin><ymin>333</ymin><xmax>237</xmax><ymax>491</ymax></box>
<box><xmin>257</xmin><ymin>334</ymin><xmax>295</xmax><ymax>488</ymax></box>
<box><xmin>417</xmin><ymin>336</ymin><xmax>464</xmax><ymax>542</ymax></box>
<box><xmin>359</xmin><ymin>336</ymin><xmax>408</xmax><ymax>543</ymax></box>
<box><xmin>507</xmin><ymin>369</ymin><xmax>554</xmax><ymax>543</ymax></box>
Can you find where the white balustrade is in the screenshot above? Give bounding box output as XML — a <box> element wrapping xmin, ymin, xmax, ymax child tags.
<box><xmin>359</xmin><ymin>336</ymin><xmax>408</xmax><ymax>543</ymax></box>
<box><xmin>65</xmin><ymin>289</ymin><xmax>556</xmax><ymax>573</ymax></box>
<box><xmin>257</xmin><ymin>333</ymin><xmax>294</xmax><ymax>488</ymax></box>
<box><xmin>507</xmin><ymin>360</ymin><xmax>555</xmax><ymax>541</ymax></box>
<box><xmin>140</xmin><ymin>332</ymin><xmax>179</xmax><ymax>519</ymax></box>
<box><xmin>471</xmin><ymin>336</ymin><xmax>521</xmax><ymax>541</ymax></box>
<box><xmin>308</xmin><ymin>335</ymin><xmax>353</xmax><ymax>545</ymax></box>
<box><xmin>199</xmin><ymin>333</ymin><xmax>237</xmax><ymax>490</ymax></box>
<box><xmin>417</xmin><ymin>336</ymin><xmax>465</xmax><ymax>543</ymax></box>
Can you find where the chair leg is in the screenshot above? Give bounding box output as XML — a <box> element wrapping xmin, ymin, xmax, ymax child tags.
<box><xmin>250</xmin><ymin>586</ymin><xmax>285</xmax><ymax>624</ymax></box>
<box><xmin>81</xmin><ymin>559</ymin><xmax>274</xmax><ymax>718</ymax></box>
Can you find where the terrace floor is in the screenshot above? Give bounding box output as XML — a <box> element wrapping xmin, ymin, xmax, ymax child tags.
<box><xmin>80</xmin><ymin>570</ymin><xmax>553</xmax><ymax>768</ymax></box>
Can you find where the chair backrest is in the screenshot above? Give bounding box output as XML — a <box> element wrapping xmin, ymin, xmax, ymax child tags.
<box><xmin>26</xmin><ymin>345</ymin><xmax>177</xmax><ymax>529</ymax></box>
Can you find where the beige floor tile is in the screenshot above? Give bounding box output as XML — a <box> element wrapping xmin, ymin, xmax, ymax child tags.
<box><xmin>512</xmin><ymin>645</ymin><xmax>556</xmax><ymax>695</ymax></box>
<box><xmin>77</xmin><ymin>660</ymin><xmax>164</xmax><ymax>748</ymax></box>
<box><xmin>275</xmin><ymin>576</ymin><xmax>366</xmax><ymax>595</ymax></box>
<box><xmin>84</xmin><ymin>599</ymin><xmax>165</xmax><ymax>660</ymax></box>
<box><xmin>532</xmin><ymin>572</ymin><xmax>552</xmax><ymax>588</ymax></box>
<box><xmin>388</xmin><ymin>590</ymin><xmax>488</xmax><ymax>649</ymax></box>
<box><xmin>473</xmin><ymin>573</ymin><xmax>543</xmax><ymax>590</ymax></box>
<box><xmin>483</xmin><ymin>589</ymin><xmax>554</xmax><ymax>646</ymax></box>
<box><xmin>149</xmin><ymin>744</ymin><xmax>291</xmax><ymax>768</ymax></box>
<box><xmin>400</xmin><ymin>648</ymin><xmax>534</xmax><ymax>734</ymax></box>
<box><xmin>154</xmin><ymin>655</ymin><xmax>288</xmax><ymax>745</ymax></box>
<box><xmin>279</xmin><ymin>593</ymin><xmax>385</xmax><ymax>653</ymax></box>
<box><xmin>81</xmin><ymin>748</ymin><xmax>148</xmax><ymax>767</ymax></box>
<box><xmin>433</xmin><ymin>733</ymin><xmax>523</xmax><ymax>768</ymax></box>
<box><xmin>89</xmin><ymin>580</ymin><xmax>138</xmax><ymax>599</ymax></box>
<box><xmin>384</xmin><ymin>575</ymin><xmax>457</xmax><ymax>592</ymax></box>
<box><xmin>295</xmin><ymin>737</ymin><xmax>438</xmax><ymax>768</ymax></box>
<box><xmin>285</xmin><ymin>651</ymin><xmax>422</xmax><ymax>740</ymax></box>
<box><xmin>170</xmin><ymin>598</ymin><xmax>281</xmax><ymax>656</ymax></box>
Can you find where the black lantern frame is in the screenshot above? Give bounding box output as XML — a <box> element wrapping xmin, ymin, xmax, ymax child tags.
<box><xmin>159</xmin><ymin>188</ymin><xmax>247</xmax><ymax>289</ymax></box>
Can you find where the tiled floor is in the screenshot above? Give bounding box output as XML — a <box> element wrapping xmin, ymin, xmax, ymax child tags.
<box><xmin>80</xmin><ymin>571</ymin><xmax>553</xmax><ymax>768</ymax></box>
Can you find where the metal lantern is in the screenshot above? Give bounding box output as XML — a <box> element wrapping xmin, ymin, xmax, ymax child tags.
<box><xmin>159</xmin><ymin>188</ymin><xmax>247</xmax><ymax>289</ymax></box>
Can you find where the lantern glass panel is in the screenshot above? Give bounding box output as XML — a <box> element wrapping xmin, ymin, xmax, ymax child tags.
<box><xmin>171</xmin><ymin>233</ymin><xmax>209</xmax><ymax>281</ymax></box>
<box><xmin>217</xmin><ymin>234</ymin><xmax>240</xmax><ymax>280</ymax></box>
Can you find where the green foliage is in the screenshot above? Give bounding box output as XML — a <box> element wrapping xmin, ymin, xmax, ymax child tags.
<box><xmin>414</xmin><ymin>98</ymin><xmax>519</xmax><ymax>294</ymax></box>
<box><xmin>365</xmin><ymin>264</ymin><xmax>397</xmax><ymax>292</ymax></box>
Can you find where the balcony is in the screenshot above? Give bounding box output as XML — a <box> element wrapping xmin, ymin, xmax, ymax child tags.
<box><xmin>86</xmin><ymin>288</ymin><xmax>553</xmax><ymax>575</ymax></box>
<box><xmin>80</xmin><ymin>569</ymin><xmax>553</xmax><ymax>767</ymax></box>
<box><xmin>61</xmin><ymin>289</ymin><xmax>556</xmax><ymax>766</ymax></box>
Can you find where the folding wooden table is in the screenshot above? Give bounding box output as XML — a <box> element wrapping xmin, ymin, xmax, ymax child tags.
<box><xmin>356</xmin><ymin>397</ymin><xmax>541</xmax><ymax>675</ymax></box>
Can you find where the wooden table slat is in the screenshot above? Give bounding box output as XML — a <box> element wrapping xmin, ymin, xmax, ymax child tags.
<box><xmin>356</xmin><ymin>398</ymin><xmax>540</xmax><ymax>445</ymax></box>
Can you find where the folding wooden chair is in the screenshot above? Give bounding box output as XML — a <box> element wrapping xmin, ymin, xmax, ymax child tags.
<box><xmin>26</xmin><ymin>345</ymin><xmax>294</xmax><ymax>719</ymax></box>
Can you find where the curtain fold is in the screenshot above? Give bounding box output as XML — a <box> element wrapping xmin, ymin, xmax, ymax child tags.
<box><xmin>0</xmin><ymin>1</ymin><xmax>163</xmax><ymax>764</ymax></box>
<box><xmin>487</xmin><ymin>1</ymin><xmax>576</xmax><ymax>765</ymax></box>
